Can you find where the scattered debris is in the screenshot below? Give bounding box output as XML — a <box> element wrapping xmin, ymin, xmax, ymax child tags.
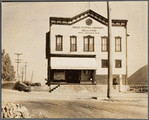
<box><xmin>102</xmin><ymin>98</ymin><xmax>140</xmax><ymax>102</ymax></box>
<box><xmin>91</xmin><ymin>97</ymin><xmax>98</xmax><ymax>100</ymax></box>
<box><xmin>1</xmin><ymin>102</ymin><xmax>33</xmax><ymax>118</ymax></box>
<box><xmin>1</xmin><ymin>102</ymin><xmax>48</xmax><ymax>118</ymax></box>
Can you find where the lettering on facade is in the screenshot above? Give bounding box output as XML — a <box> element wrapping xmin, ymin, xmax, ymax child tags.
<box><xmin>72</xmin><ymin>26</ymin><xmax>103</xmax><ymax>34</ymax></box>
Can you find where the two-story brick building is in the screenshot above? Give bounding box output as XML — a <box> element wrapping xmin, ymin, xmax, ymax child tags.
<box><xmin>46</xmin><ymin>9</ymin><xmax>128</xmax><ymax>91</ymax></box>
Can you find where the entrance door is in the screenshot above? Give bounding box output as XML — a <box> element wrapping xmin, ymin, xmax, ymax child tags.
<box><xmin>66</xmin><ymin>70</ymin><xmax>80</xmax><ymax>83</ymax></box>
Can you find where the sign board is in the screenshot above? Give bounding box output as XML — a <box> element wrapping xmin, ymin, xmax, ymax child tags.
<box><xmin>72</xmin><ymin>26</ymin><xmax>103</xmax><ymax>34</ymax></box>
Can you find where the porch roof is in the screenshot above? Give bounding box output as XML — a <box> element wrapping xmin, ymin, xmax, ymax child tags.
<box><xmin>51</xmin><ymin>57</ymin><xmax>98</xmax><ymax>70</ymax></box>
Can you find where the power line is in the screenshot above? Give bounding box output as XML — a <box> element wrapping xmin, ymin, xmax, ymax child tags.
<box><xmin>93</xmin><ymin>1</ymin><xmax>101</xmax><ymax>14</ymax></box>
<box><xmin>76</xmin><ymin>2</ymin><xmax>86</xmax><ymax>15</ymax></box>
<box><xmin>14</xmin><ymin>53</ymin><xmax>23</xmax><ymax>81</ymax></box>
<box><xmin>83</xmin><ymin>2</ymin><xmax>89</xmax><ymax>11</ymax></box>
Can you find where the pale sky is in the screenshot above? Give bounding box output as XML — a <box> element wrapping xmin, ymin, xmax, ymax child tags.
<box><xmin>2</xmin><ymin>1</ymin><xmax>148</xmax><ymax>84</ymax></box>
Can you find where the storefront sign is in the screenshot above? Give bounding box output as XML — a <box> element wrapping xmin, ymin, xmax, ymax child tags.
<box><xmin>72</xmin><ymin>26</ymin><xmax>103</xmax><ymax>34</ymax></box>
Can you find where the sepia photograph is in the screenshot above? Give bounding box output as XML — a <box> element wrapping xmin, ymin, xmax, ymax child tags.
<box><xmin>1</xmin><ymin>1</ymin><xmax>148</xmax><ymax>118</ymax></box>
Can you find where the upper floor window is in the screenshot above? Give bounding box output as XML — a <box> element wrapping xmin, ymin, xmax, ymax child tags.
<box><xmin>115</xmin><ymin>37</ymin><xmax>121</xmax><ymax>52</ymax></box>
<box><xmin>56</xmin><ymin>35</ymin><xmax>63</xmax><ymax>51</ymax></box>
<box><xmin>101</xmin><ymin>36</ymin><xmax>108</xmax><ymax>52</ymax></box>
<box><xmin>70</xmin><ymin>36</ymin><xmax>77</xmax><ymax>51</ymax></box>
<box><xmin>84</xmin><ymin>35</ymin><xmax>94</xmax><ymax>52</ymax></box>
<box><xmin>102</xmin><ymin>59</ymin><xmax>108</xmax><ymax>68</ymax></box>
<box><xmin>115</xmin><ymin>60</ymin><xmax>122</xmax><ymax>68</ymax></box>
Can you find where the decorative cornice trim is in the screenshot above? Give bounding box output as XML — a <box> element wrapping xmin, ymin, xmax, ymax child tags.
<box><xmin>50</xmin><ymin>9</ymin><xmax>128</xmax><ymax>27</ymax></box>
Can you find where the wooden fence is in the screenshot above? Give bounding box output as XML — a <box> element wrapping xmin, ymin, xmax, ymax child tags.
<box><xmin>128</xmin><ymin>85</ymin><xmax>148</xmax><ymax>92</ymax></box>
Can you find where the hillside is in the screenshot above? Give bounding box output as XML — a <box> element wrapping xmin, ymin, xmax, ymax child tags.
<box><xmin>127</xmin><ymin>65</ymin><xmax>148</xmax><ymax>85</ymax></box>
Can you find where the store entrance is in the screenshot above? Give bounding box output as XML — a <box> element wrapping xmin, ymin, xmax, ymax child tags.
<box><xmin>66</xmin><ymin>70</ymin><xmax>80</xmax><ymax>83</ymax></box>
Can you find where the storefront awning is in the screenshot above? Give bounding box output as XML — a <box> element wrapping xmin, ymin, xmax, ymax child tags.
<box><xmin>51</xmin><ymin>57</ymin><xmax>98</xmax><ymax>70</ymax></box>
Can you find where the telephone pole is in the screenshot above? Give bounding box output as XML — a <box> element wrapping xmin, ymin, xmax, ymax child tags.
<box><xmin>31</xmin><ymin>71</ymin><xmax>34</xmax><ymax>83</ymax></box>
<box><xmin>24</xmin><ymin>62</ymin><xmax>28</xmax><ymax>81</ymax></box>
<box><xmin>14</xmin><ymin>53</ymin><xmax>23</xmax><ymax>80</ymax></box>
<box><xmin>21</xmin><ymin>67</ymin><xmax>24</xmax><ymax>82</ymax></box>
<box><xmin>107</xmin><ymin>1</ymin><xmax>113</xmax><ymax>98</ymax></box>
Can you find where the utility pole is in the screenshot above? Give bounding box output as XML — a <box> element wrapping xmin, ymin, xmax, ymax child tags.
<box><xmin>21</xmin><ymin>67</ymin><xmax>24</xmax><ymax>82</ymax></box>
<box><xmin>107</xmin><ymin>1</ymin><xmax>113</xmax><ymax>98</ymax></box>
<box><xmin>31</xmin><ymin>71</ymin><xmax>34</xmax><ymax>83</ymax></box>
<box><xmin>14</xmin><ymin>53</ymin><xmax>23</xmax><ymax>81</ymax></box>
<box><xmin>24</xmin><ymin>62</ymin><xmax>28</xmax><ymax>81</ymax></box>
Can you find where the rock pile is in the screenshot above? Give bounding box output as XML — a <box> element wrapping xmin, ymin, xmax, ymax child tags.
<box><xmin>1</xmin><ymin>102</ymin><xmax>34</xmax><ymax>118</ymax></box>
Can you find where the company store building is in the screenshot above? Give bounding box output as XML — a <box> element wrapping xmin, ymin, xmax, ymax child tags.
<box><xmin>46</xmin><ymin>9</ymin><xmax>128</xmax><ymax>91</ymax></box>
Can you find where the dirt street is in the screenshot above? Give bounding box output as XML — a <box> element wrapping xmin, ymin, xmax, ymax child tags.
<box><xmin>2</xmin><ymin>89</ymin><xmax>148</xmax><ymax>118</ymax></box>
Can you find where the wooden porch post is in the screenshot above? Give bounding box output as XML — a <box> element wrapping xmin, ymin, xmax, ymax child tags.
<box><xmin>48</xmin><ymin>58</ymin><xmax>51</xmax><ymax>92</ymax></box>
<box><xmin>50</xmin><ymin>70</ymin><xmax>54</xmax><ymax>83</ymax></box>
<box><xmin>48</xmin><ymin>60</ymin><xmax>51</xmax><ymax>85</ymax></box>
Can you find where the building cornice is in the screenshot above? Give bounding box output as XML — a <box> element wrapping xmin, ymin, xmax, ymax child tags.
<box><xmin>50</xmin><ymin>9</ymin><xmax>128</xmax><ymax>27</ymax></box>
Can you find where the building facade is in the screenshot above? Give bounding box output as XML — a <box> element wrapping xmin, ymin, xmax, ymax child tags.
<box><xmin>46</xmin><ymin>9</ymin><xmax>128</xmax><ymax>89</ymax></box>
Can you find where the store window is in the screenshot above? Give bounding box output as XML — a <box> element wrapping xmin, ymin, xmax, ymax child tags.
<box><xmin>102</xmin><ymin>59</ymin><xmax>108</xmax><ymax>68</ymax></box>
<box><xmin>101</xmin><ymin>37</ymin><xmax>108</xmax><ymax>52</ymax></box>
<box><xmin>54</xmin><ymin>71</ymin><xmax>65</xmax><ymax>80</ymax></box>
<box><xmin>115</xmin><ymin>37</ymin><xmax>121</xmax><ymax>52</ymax></box>
<box><xmin>115</xmin><ymin>60</ymin><xmax>122</xmax><ymax>68</ymax></box>
<box><xmin>56</xmin><ymin>35</ymin><xmax>63</xmax><ymax>51</ymax></box>
<box><xmin>70</xmin><ymin>36</ymin><xmax>77</xmax><ymax>51</ymax></box>
<box><xmin>84</xmin><ymin>35</ymin><xmax>94</xmax><ymax>52</ymax></box>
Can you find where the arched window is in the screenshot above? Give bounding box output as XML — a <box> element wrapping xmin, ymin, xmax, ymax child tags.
<box><xmin>56</xmin><ymin>35</ymin><xmax>63</xmax><ymax>51</ymax></box>
<box><xmin>101</xmin><ymin>36</ymin><xmax>108</xmax><ymax>52</ymax></box>
<box><xmin>70</xmin><ymin>36</ymin><xmax>77</xmax><ymax>51</ymax></box>
<box><xmin>115</xmin><ymin>36</ymin><xmax>122</xmax><ymax>52</ymax></box>
<box><xmin>84</xmin><ymin>35</ymin><xmax>94</xmax><ymax>52</ymax></box>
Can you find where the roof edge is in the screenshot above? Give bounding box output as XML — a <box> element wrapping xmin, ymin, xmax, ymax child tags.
<box><xmin>50</xmin><ymin>9</ymin><xmax>128</xmax><ymax>27</ymax></box>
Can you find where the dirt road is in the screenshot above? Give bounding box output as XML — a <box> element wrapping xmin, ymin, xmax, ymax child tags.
<box><xmin>2</xmin><ymin>89</ymin><xmax>148</xmax><ymax>118</ymax></box>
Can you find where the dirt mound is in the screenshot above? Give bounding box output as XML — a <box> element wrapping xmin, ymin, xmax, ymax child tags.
<box><xmin>1</xmin><ymin>102</ymin><xmax>33</xmax><ymax>118</ymax></box>
<box><xmin>128</xmin><ymin>65</ymin><xmax>148</xmax><ymax>85</ymax></box>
